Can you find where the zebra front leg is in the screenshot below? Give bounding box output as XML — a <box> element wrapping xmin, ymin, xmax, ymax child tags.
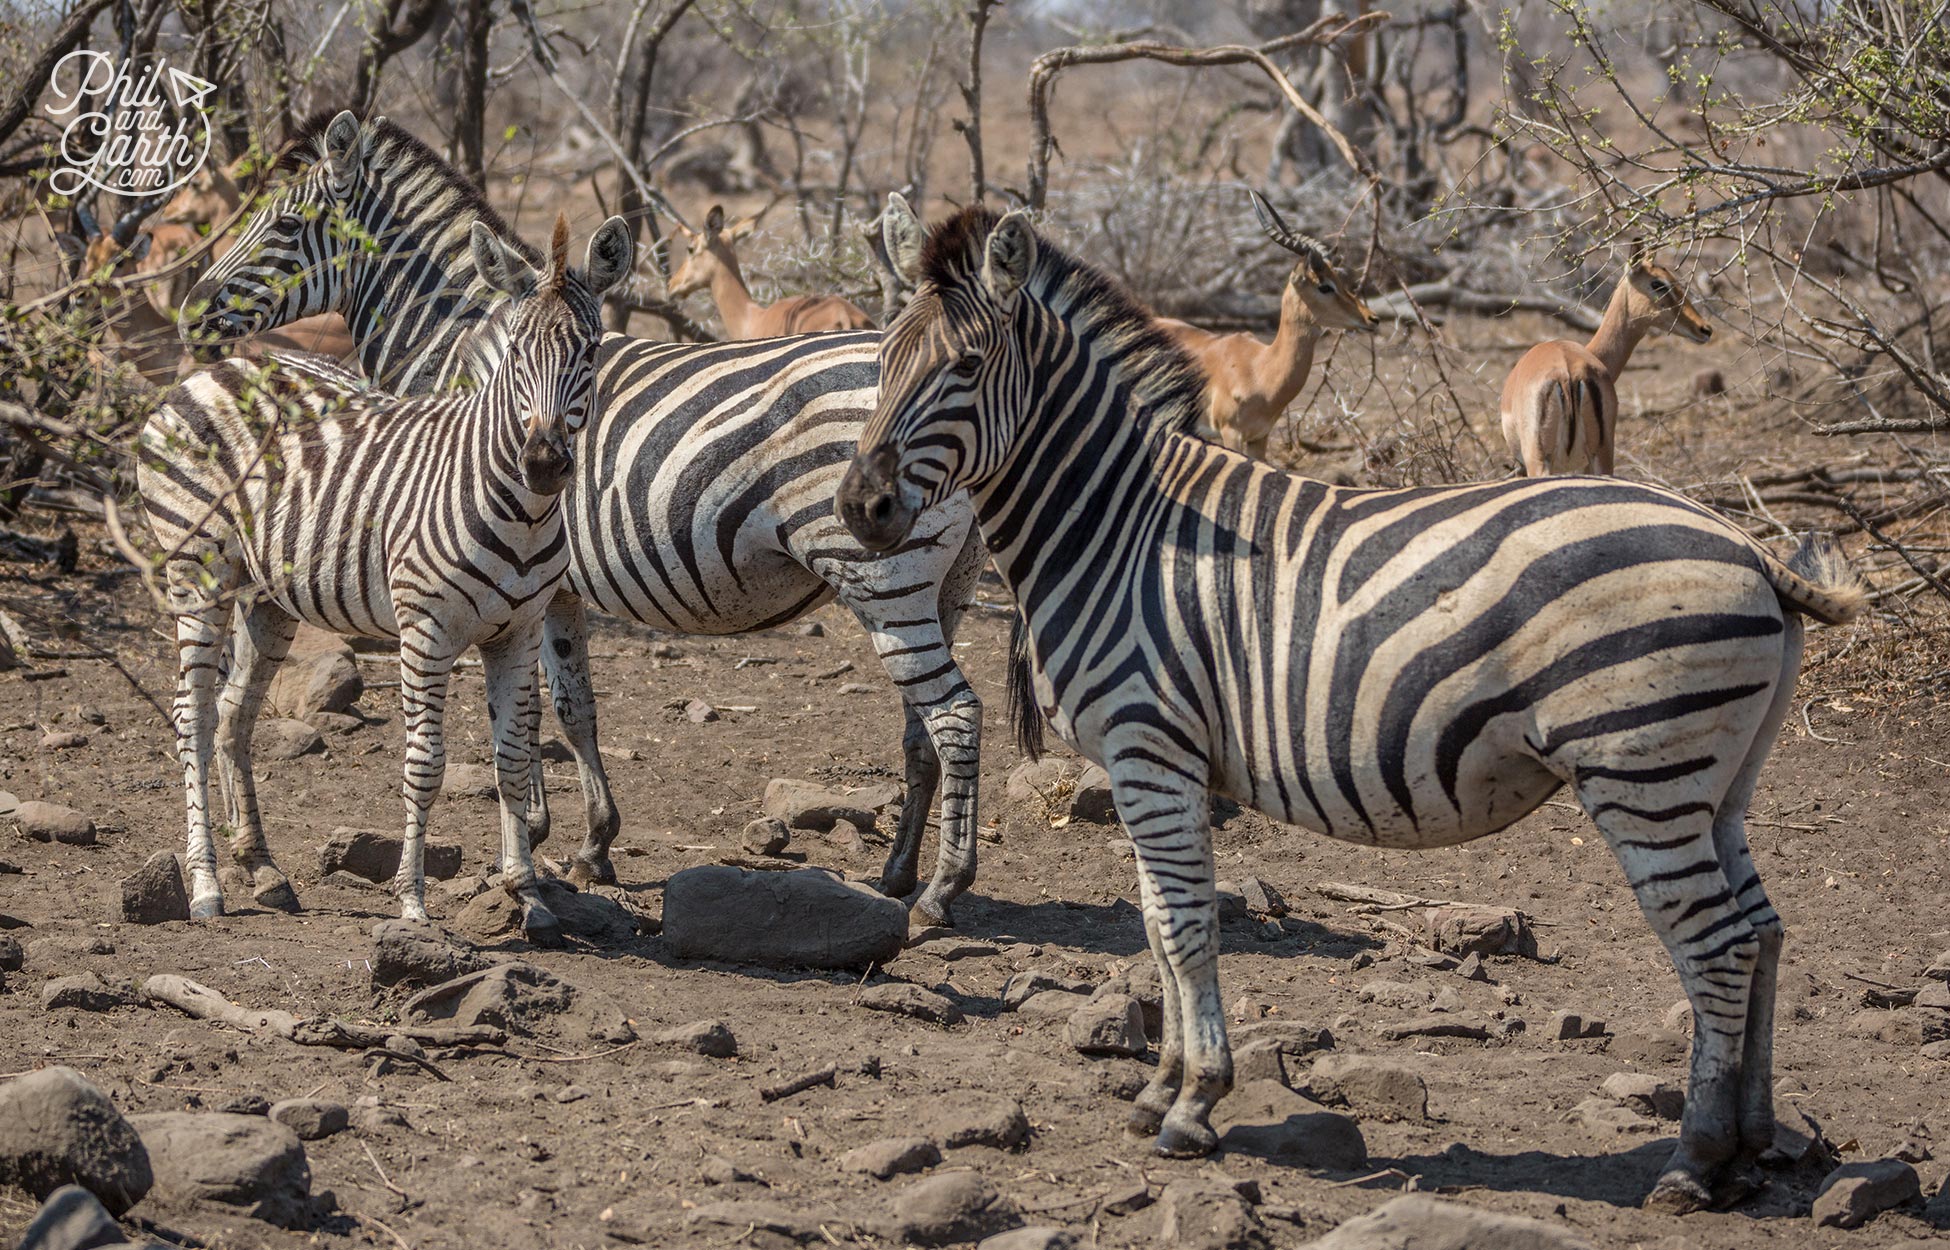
<box><xmin>213</xmin><ymin>600</ymin><xmax>300</xmax><ymax>912</ymax></box>
<box><xmin>1108</xmin><ymin>753</ymin><xmax>1228</xmax><ymax>1157</ymax></box>
<box><xmin>909</xmin><ymin>691</ymin><xmax>982</xmax><ymax>927</ymax></box>
<box><xmin>168</xmin><ymin>583</ymin><xmax>229</xmax><ymax>921</ymax></box>
<box><xmin>540</xmin><ymin>592</ymin><xmax>621</xmax><ymax>886</ymax></box>
<box><xmin>483</xmin><ymin>632</ymin><xmax>562</xmax><ymax>947</ymax></box>
<box><xmin>877</xmin><ymin>704</ymin><xmax>935</xmax><ymax>901</ymax></box>
<box><xmin>391</xmin><ymin>638</ymin><xmax>456</xmax><ymax>924</ymax></box>
<box><xmin>1126</xmin><ymin>870</ymin><xmax>1186</xmax><ymax>1136</ymax></box>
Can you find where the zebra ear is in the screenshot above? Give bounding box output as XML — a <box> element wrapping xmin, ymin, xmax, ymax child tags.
<box><xmin>983</xmin><ymin>211</ymin><xmax>1034</xmax><ymax>305</ymax></box>
<box><xmin>324</xmin><ymin>111</ymin><xmax>362</xmax><ymax>191</ymax></box>
<box><xmin>882</xmin><ymin>193</ymin><xmax>923</xmax><ymax>286</ymax></box>
<box><xmin>582</xmin><ymin>216</ymin><xmax>634</xmax><ymax>296</ymax></box>
<box><xmin>471</xmin><ymin>223</ymin><xmax>539</xmax><ymax>298</ymax></box>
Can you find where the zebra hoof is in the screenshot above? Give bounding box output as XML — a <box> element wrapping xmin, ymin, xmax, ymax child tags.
<box><xmin>1643</xmin><ymin>1170</ymin><xmax>1713</xmax><ymax>1215</ymax></box>
<box><xmin>252</xmin><ymin>878</ymin><xmax>301</xmax><ymax>913</ymax></box>
<box><xmin>909</xmin><ymin>896</ymin><xmax>952</xmax><ymax>930</ymax></box>
<box><xmin>565</xmin><ymin>855</ymin><xmax>615</xmax><ymax>887</ymax></box>
<box><xmin>522</xmin><ymin>908</ymin><xmax>564</xmax><ymax>949</ymax></box>
<box><xmin>1154</xmin><ymin>1119</ymin><xmax>1218</xmax><ymax>1159</ymax></box>
<box><xmin>189</xmin><ymin>896</ymin><xmax>225</xmax><ymax>922</ymax></box>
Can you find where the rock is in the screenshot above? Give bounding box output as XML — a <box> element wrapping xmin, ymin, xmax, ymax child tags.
<box><xmin>1926</xmin><ymin>951</ymin><xmax>1950</xmax><ymax>983</ymax></box>
<box><xmin>16</xmin><ymin>1184</ymin><xmax>127</xmax><ymax>1250</ymax></box>
<box><xmin>268</xmin><ymin>627</ymin><xmax>362</xmax><ymax>720</ymax></box>
<box><xmin>215</xmin><ymin>1094</ymin><xmax>270</xmax><ymax>1116</ymax></box>
<box><xmin>1017</xmin><ymin>990</ymin><xmax>1092</xmax><ymax>1016</ymax></box>
<box><xmin>369</xmin><ymin>920</ymin><xmax>495</xmax><ymax>989</ymax></box>
<box><xmin>925</xmin><ymin>1095</ymin><xmax>1029</xmax><ymax>1150</ymax></box>
<box><xmin>1547</xmin><ymin>1009</ymin><xmax>1607</xmax><ymax>1041</ymax></box>
<box><xmin>1455</xmin><ymin>952</ymin><xmax>1489</xmax><ymax>982</ymax></box>
<box><xmin>794</xmin><ymin>620</ymin><xmax>825</xmax><ymax>637</ymax></box>
<box><xmin>1691</xmin><ymin>367</ymin><xmax>1727</xmax><ymax>398</ymax></box>
<box><xmin>0</xmin><ymin>934</ymin><xmax>21</xmax><ymax>971</ymax></box>
<box><xmin>1424</xmin><ymin>905</ymin><xmax>1537</xmax><ymax>958</ymax></box>
<box><xmin>662</xmin><ymin>866</ymin><xmax>906</xmax><ymax>969</ymax></box>
<box><xmin>1358</xmin><ymin>981</ymin><xmax>1432</xmax><ymax>1009</ymax></box>
<box><xmin>1571</xmin><ymin>1097</ymin><xmax>1658</xmax><ymax>1134</ymax></box>
<box><xmin>41</xmin><ymin>973</ymin><xmax>135</xmax><ymax>1012</ymax></box>
<box><xmin>1767</xmin><ymin>1102</ymin><xmax>1830</xmax><ymax>1167</ymax></box>
<box><xmin>254</xmin><ymin>718</ymin><xmax>324</xmax><ymax>760</ymax></box>
<box><xmin>267</xmin><ymin>1099</ymin><xmax>348</xmax><ymax>1141</ymax></box>
<box><xmin>1157</xmin><ymin>1180</ymin><xmax>1271</xmax><ymax>1250</ymax></box>
<box><xmin>41</xmin><ymin>731</ymin><xmax>88</xmax><ymax>751</ymax></box>
<box><xmin>112</xmin><ymin>852</ymin><xmax>188</xmax><ymax>925</ymax></box>
<box><xmin>762</xmin><ymin>778</ymin><xmax>897</xmax><ymax>831</ymax></box>
<box><xmin>861</xmin><ymin>983</ymin><xmax>964</xmax><ymax>1026</ymax></box>
<box><xmin>0</xmin><ymin>1068</ymin><xmax>152</xmax><ymax>1215</ymax></box>
<box><xmin>979</xmin><ymin>1230</ymin><xmax>1076</xmax><ymax>1250</ymax></box>
<box><xmin>1094</xmin><ymin>961</ymin><xmax>1164</xmax><ymax>1036</ymax></box>
<box><xmin>1066</xmin><ymin>993</ymin><xmax>1147</xmax><ymax>1056</ymax></box>
<box><xmin>321</xmin><ymin>829</ymin><xmax>462</xmax><ymax>883</ymax></box>
<box><xmin>687</xmin><ymin>1200</ymin><xmax>855</xmax><ymax>1240</ymax></box>
<box><xmin>1920</xmin><ymin>981</ymin><xmax>1950</xmax><ymax>1010</ymax></box>
<box><xmin>1611</xmin><ymin>1029</ymin><xmax>1686</xmax><ymax>1065</ymax></box>
<box><xmin>1067</xmin><ymin>764</ymin><xmax>1116</xmax><ymax>823</ymax></box>
<box><xmin>442</xmin><ymin>763</ymin><xmax>499</xmax><ymax>800</ymax></box>
<box><xmin>1236</xmin><ymin>877</ymin><xmax>1287</xmax><ymax>917</ymax></box>
<box><xmin>348</xmin><ymin>1096</ymin><xmax>407</xmax><ymax>1134</ymax></box>
<box><xmin>404</xmin><ymin>962</ymin><xmax>634</xmax><ymax>1045</ymax></box>
<box><xmin>1309</xmin><ymin>1055</ymin><xmax>1428</xmax><ymax>1119</ymax></box>
<box><xmin>1307</xmin><ymin>1194</ymin><xmax>1596</xmax><ymax>1248</ymax></box>
<box><xmin>1600</xmin><ymin>1072</ymin><xmax>1683</xmax><ymax>1120</ymax></box>
<box><xmin>1213</xmin><ymin>1080</ymin><xmax>1366</xmax><ymax>1169</ymax></box>
<box><xmin>887</xmin><ymin>1172</ymin><xmax>1020</xmax><ymax>1246</ymax></box>
<box><xmin>1811</xmin><ymin>1158</ymin><xmax>1920</xmax><ymax>1228</ymax></box>
<box><xmin>1005</xmin><ymin>759</ymin><xmax>1078</xmax><ymax>806</ymax></box>
<box><xmin>1374</xmin><ymin>1012</ymin><xmax>1491</xmax><ymax>1041</ymax></box>
<box><xmin>1103</xmin><ymin>1179</ymin><xmax>1153</xmax><ymax>1215</ymax></box>
<box><xmin>698</xmin><ymin>1155</ymin><xmax>756</xmax><ymax>1185</ymax></box>
<box><xmin>454</xmin><ymin>878</ymin><xmax>638</xmax><ymax>945</ymax></box>
<box><xmin>13</xmin><ymin>801</ymin><xmax>96</xmax><ymax>845</ymax></box>
<box><xmin>741</xmin><ymin>817</ymin><xmax>791</xmax><ymax>856</ymax></box>
<box><xmin>685</xmin><ymin>698</ymin><xmax>719</xmax><ymax>723</ymax></box>
<box><xmin>311</xmin><ymin>711</ymin><xmax>364</xmax><ymax>735</ymax></box>
<box><xmin>840</xmin><ymin>1136</ymin><xmax>940</xmax><ymax>1179</ymax></box>
<box><xmin>1662</xmin><ymin>999</ymin><xmax>1693</xmax><ymax>1033</ymax></box>
<box><xmin>1232</xmin><ymin>1021</ymin><xmax>1336</xmax><ymax>1087</ymax></box>
<box><xmin>653</xmin><ymin>1019</ymin><xmax>737</xmax><ymax>1057</ymax></box>
<box><xmin>1215</xmin><ymin>882</ymin><xmax>1250</xmax><ymax>922</ymax></box>
<box><xmin>129</xmin><ymin>1112</ymin><xmax>310</xmax><ymax>1226</ymax></box>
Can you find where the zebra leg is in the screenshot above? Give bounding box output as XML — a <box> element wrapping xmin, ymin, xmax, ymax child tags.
<box><xmin>482</xmin><ymin>632</ymin><xmax>563</xmax><ymax>947</ymax></box>
<box><xmin>1126</xmin><ymin>871</ymin><xmax>1186</xmax><ymax>1136</ymax></box>
<box><xmin>1583</xmin><ymin>771</ymin><xmax>1760</xmax><ymax>1213</ymax></box>
<box><xmin>390</xmin><ymin>636</ymin><xmax>456</xmax><ymax>924</ymax></box>
<box><xmin>1108</xmin><ymin>754</ymin><xmax>1227</xmax><ymax>1157</ymax></box>
<box><xmin>213</xmin><ymin>599</ymin><xmax>300</xmax><ymax>912</ymax></box>
<box><xmin>878</xmin><ymin>704</ymin><xmax>936</xmax><ymax>901</ymax></box>
<box><xmin>525</xmin><ymin>661</ymin><xmax>549</xmax><ymax>851</ymax></box>
<box><xmin>907</xmin><ymin>533</ymin><xmax>989</xmax><ymax>925</ymax></box>
<box><xmin>167</xmin><ymin>578</ymin><xmax>228</xmax><ymax>921</ymax></box>
<box><xmin>540</xmin><ymin>592</ymin><xmax>622</xmax><ymax>887</ymax></box>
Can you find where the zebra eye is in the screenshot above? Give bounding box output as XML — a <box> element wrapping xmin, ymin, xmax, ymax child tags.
<box><xmin>951</xmin><ymin>354</ymin><xmax>981</xmax><ymax>378</ymax></box>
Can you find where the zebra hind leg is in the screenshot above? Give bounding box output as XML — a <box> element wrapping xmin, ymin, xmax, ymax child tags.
<box><xmin>1126</xmin><ymin>871</ymin><xmax>1186</xmax><ymax>1137</ymax></box>
<box><xmin>213</xmin><ymin>599</ymin><xmax>300</xmax><ymax>912</ymax></box>
<box><xmin>541</xmin><ymin>593</ymin><xmax>622</xmax><ymax>887</ymax></box>
<box><xmin>167</xmin><ymin>575</ymin><xmax>229</xmax><ymax>921</ymax></box>
<box><xmin>1580</xmin><ymin>757</ymin><xmax>1762</xmax><ymax>1213</ymax></box>
<box><xmin>877</xmin><ymin>705</ymin><xmax>935</xmax><ymax>902</ymax></box>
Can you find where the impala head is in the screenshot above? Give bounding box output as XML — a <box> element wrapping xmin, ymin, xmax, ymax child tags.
<box><xmin>159</xmin><ymin>155</ymin><xmax>245</xmax><ymax>227</ymax></box>
<box><xmin>1248</xmin><ymin>191</ymin><xmax>1376</xmax><ymax>334</ymax></box>
<box><xmin>55</xmin><ymin>199</ymin><xmax>162</xmax><ymax>279</ymax></box>
<box><xmin>665</xmin><ymin>204</ymin><xmax>758</xmax><ymax>300</ymax></box>
<box><xmin>1625</xmin><ymin>243</ymin><xmax>1713</xmax><ymax>344</ymax></box>
<box><xmin>473</xmin><ymin>212</ymin><xmax>632</xmax><ymax>495</ymax></box>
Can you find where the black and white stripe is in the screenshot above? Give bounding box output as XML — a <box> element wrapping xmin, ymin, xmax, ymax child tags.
<box><xmin>178</xmin><ymin>115</ymin><xmax>990</xmax><ymax>925</ymax></box>
<box><xmin>145</xmin><ymin>214</ymin><xmax>631</xmax><ymax>943</ymax></box>
<box><xmin>836</xmin><ymin>202</ymin><xmax>1865</xmax><ymax>1212</ymax></box>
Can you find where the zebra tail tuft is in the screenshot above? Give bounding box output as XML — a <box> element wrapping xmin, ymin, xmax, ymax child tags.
<box><xmin>1778</xmin><ymin>531</ymin><xmax>1868</xmax><ymax>626</ymax></box>
<box><xmin>1008</xmin><ymin>608</ymin><xmax>1046</xmax><ymax>761</ymax></box>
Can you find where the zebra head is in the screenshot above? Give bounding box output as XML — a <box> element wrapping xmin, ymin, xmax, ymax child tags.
<box><xmin>472</xmin><ymin>212</ymin><xmax>632</xmax><ymax>495</ymax></box>
<box><xmin>837</xmin><ymin>198</ymin><xmax>1035</xmax><ymax>552</ymax></box>
<box><xmin>178</xmin><ymin>110</ymin><xmax>368</xmax><ymax>353</ymax></box>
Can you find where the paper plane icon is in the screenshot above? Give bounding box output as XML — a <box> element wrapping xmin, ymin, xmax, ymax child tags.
<box><xmin>165</xmin><ymin>66</ymin><xmax>216</xmax><ymax>112</ymax></box>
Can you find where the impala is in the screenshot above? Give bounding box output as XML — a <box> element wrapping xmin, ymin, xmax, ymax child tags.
<box><xmin>668</xmin><ymin>204</ymin><xmax>876</xmax><ymax>338</ymax></box>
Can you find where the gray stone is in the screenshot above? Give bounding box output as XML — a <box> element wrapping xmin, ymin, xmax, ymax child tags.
<box><xmin>1547</xmin><ymin>1009</ymin><xmax>1606</xmax><ymax>1040</ymax></box>
<box><xmin>687</xmin><ymin>1200</ymin><xmax>854</xmax><ymax>1241</ymax></box>
<box><xmin>663</xmin><ymin>866</ymin><xmax>906</xmax><ymax>969</ymax></box>
<box><xmin>1570</xmin><ymin>1097</ymin><xmax>1658</xmax><ymax>1134</ymax></box>
<box><xmin>1157</xmin><ymin>1180</ymin><xmax>1270</xmax><ymax>1250</ymax></box>
<box><xmin>0</xmin><ymin>934</ymin><xmax>21</xmax><ymax>971</ymax></box>
<box><xmin>267</xmin><ymin>1099</ymin><xmax>348</xmax><ymax>1141</ymax></box>
<box><xmin>215</xmin><ymin>1094</ymin><xmax>270</xmax><ymax>1116</ymax></box>
<box><xmin>1213</xmin><ymin>1080</ymin><xmax>1366</xmax><ymax>1168</ymax></box>
<box><xmin>1215</xmin><ymin>882</ymin><xmax>1251</xmax><ymax>922</ymax></box>
<box><xmin>1103</xmin><ymin>1179</ymin><xmax>1152</xmax><ymax>1215</ymax></box>
<box><xmin>404</xmin><ymin>962</ymin><xmax>634</xmax><ymax>1045</ymax></box>
<box><xmin>1307</xmin><ymin>1194</ymin><xmax>1597</xmax><ymax>1248</ymax></box>
<box><xmin>454</xmin><ymin>877</ymin><xmax>638</xmax><ymax>945</ymax></box>
<box><xmin>348</xmin><ymin>1096</ymin><xmax>407</xmax><ymax>1134</ymax></box>
<box><xmin>741</xmin><ymin>817</ymin><xmax>791</xmax><ymax>856</ymax></box>
<box><xmin>1236</xmin><ymin>876</ymin><xmax>1287</xmax><ymax>917</ymax></box>
<box><xmin>887</xmin><ymin>1171</ymin><xmax>1020</xmax><ymax>1246</ymax></box>
<box><xmin>762</xmin><ymin>778</ymin><xmax>897</xmax><ymax>831</ymax></box>
<box><xmin>1357</xmin><ymin>981</ymin><xmax>1431</xmax><ymax>1009</ymax></box>
<box><xmin>1094</xmin><ymin>960</ymin><xmax>1164</xmax><ymax>1036</ymax></box>
<box><xmin>254</xmin><ymin>718</ymin><xmax>324</xmax><ymax>760</ymax></box>
<box><xmin>16</xmin><ymin>1184</ymin><xmax>126</xmax><ymax>1250</ymax></box>
<box><xmin>112</xmin><ymin>852</ymin><xmax>188</xmax><ymax>925</ymax></box>
<box><xmin>685</xmin><ymin>698</ymin><xmax>719</xmax><ymax>723</ymax></box>
<box><xmin>1066</xmin><ymin>993</ymin><xmax>1147</xmax><ymax>1056</ymax></box>
<box><xmin>369</xmin><ymin>920</ymin><xmax>494</xmax><ymax>989</ymax></box>
<box><xmin>1926</xmin><ymin>951</ymin><xmax>1950</xmax><ymax>983</ymax></box>
<box><xmin>129</xmin><ymin>1112</ymin><xmax>310</xmax><ymax>1226</ymax></box>
<box><xmin>1662</xmin><ymin>999</ymin><xmax>1693</xmax><ymax>1032</ymax></box>
<box><xmin>14</xmin><ymin>801</ymin><xmax>95</xmax><ymax>845</ymax></box>
<box><xmin>1067</xmin><ymin>764</ymin><xmax>1116</xmax><ymax>823</ymax></box>
<box><xmin>839</xmin><ymin>1135</ymin><xmax>939</xmax><ymax>1179</ymax></box>
<box><xmin>321</xmin><ymin>830</ymin><xmax>462</xmax><ymax>883</ymax></box>
<box><xmin>861</xmin><ymin>982</ymin><xmax>964</xmax><ymax>1026</ymax></box>
<box><xmin>925</xmin><ymin>1094</ymin><xmax>1029</xmax><ymax>1150</ymax></box>
<box><xmin>41</xmin><ymin>731</ymin><xmax>87</xmax><ymax>751</ymax></box>
<box><xmin>443</xmin><ymin>763</ymin><xmax>499</xmax><ymax>800</ymax></box>
<box><xmin>41</xmin><ymin>973</ymin><xmax>135</xmax><ymax>1013</ymax></box>
<box><xmin>653</xmin><ymin>1019</ymin><xmax>737</xmax><ymax>1057</ymax></box>
<box><xmin>978</xmin><ymin>1229</ymin><xmax>1076</xmax><ymax>1250</ymax></box>
<box><xmin>1600</xmin><ymin>1072</ymin><xmax>1683</xmax><ymax>1120</ymax></box>
<box><xmin>1811</xmin><ymin>1158</ymin><xmax>1920</xmax><ymax>1228</ymax></box>
<box><xmin>1424</xmin><ymin>906</ymin><xmax>1538</xmax><ymax>958</ymax></box>
<box><xmin>1612</xmin><ymin>1028</ymin><xmax>1687</xmax><ymax>1065</ymax></box>
<box><xmin>1767</xmin><ymin>1102</ymin><xmax>1830</xmax><ymax>1167</ymax></box>
<box><xmin>1309</xmin><ymin>1055</ymin><xmax>1428</xmax><ymax>1119</ymax></box>
<box><xmin>0</xmin><ymin>1069</ymin><xmax>152</xmax><ymax>1215</ymax></box>
<box><xmin>698</xmin><ymin>1155</ymin><xmax>756</xmax><ymax>1185</ymax></box>
<box><xmin>1374</xmin><ymin>1012</ymin><xmax>1491</xmax><ymax>1041</ymax></box>
<box><xmin>268</xmin><ymin>626</ymin><xmax>362</xmax><ymax>720</ymax></box>
<box><xmin>1455</xmin><ymin>952</ymin><xmax>1489</xmax><ymax>982</ymax></box>
<box><xmin>1016</xmin><ymin>990</ymin><xmax>1092</xmax><ymax>1016</ymax></box>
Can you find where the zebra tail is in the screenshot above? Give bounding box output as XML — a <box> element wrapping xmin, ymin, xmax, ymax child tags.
<box><xmin>1773</xmin><ymin>532</ymin><xmax>1868</xmax><ymax>626</ymax></box>
<box><xmin>1007</xmin><ymin>608</ymin><xmax>1046</xmax><ymax>762</ymax></box>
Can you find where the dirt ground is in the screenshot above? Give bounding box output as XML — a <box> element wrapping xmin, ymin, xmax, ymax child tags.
<box><xmin>4</xmin><ymin>322</ymin><xmax>1950</xmax><ymax>1250</ymax></box>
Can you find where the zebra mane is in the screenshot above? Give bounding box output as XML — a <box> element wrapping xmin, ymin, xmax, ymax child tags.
<box><xmin>919</xmin><ymin>208</ymin><xmax>1207</xmax><ymax>436</ymax></box>
<box><xmin>275</xmin><ymin>110</ymin><xmax>541</xmax><ymax>265</ymax></box>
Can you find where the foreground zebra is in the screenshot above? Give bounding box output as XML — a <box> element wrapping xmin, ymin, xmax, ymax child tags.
<box><xmin>179</xmin><ymin>112</ymin><xmax>988</xmax><ymax>925</ymax></box>
<box><xmin>142</xmin><ymin>214</ymin><xmax>631</xmax><ymax>941</ymax></box>
<box><xmin>835</xmin><ymin>202</ymin><xmax>1864</xmax><ymax>1211</ymax></box>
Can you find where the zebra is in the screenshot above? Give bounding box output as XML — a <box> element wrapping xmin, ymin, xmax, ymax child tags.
<box><xmin>176</xmin><ymin>110</ymin><xmax>990</xmax><ymax>927</ymax></box>
<box><xmin>142</xmin><ymin>213</ymin><xmax>632</xmax><ymax>943</ymax></box>
<box><xmin>834</xmin><ymin>200</ymin><xmax>1865</xmax><ymax>1213</ymax></box>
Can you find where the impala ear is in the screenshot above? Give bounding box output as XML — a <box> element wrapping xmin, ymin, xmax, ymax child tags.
<box><xmin>1627</xmin><ymin>236</ymin><xmax>1650</xmax><ymax>270</ymax></box>
<box><xmin>324</xmin><ymin>111</ymin><xmax>362</xmax><ymax>191</ymax></box>
<box><xmin>882</xmin><ymin>193</ymin><xmax>924</xmax><ymax>286</ymax></box>
<box><xmin>983</xmin><ymin>211</ymin><xmax>1034</xmax><ymax>305</ymax></box>
<box><xmin>704</xmin><ymin>204</ymin><xmax>726</xmax><ymax>235</ymax></box>
<box><xmin>472</xmin><ymin>223</ymin><xmax>539</xmax><ymax>298</ymax></box>
<box><xmin>727</xmin><ymin>216</ymin><xmax>759</xmax><ymax>242</ymax></box>
<box><xmin>582</xmin><ymin>215</ymin><xmax>634</xmax><ymax>295</ymax></box>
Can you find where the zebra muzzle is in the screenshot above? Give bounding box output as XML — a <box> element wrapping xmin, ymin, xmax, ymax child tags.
<box><xmin>836</xmin><ymin>447</ymin><xmax>913</xmax><ymax>553</ymax></box>
<box><xmin>521</xmin><ymin>427</ymin><xmax>574</xmax><ymax>494</ymax></box>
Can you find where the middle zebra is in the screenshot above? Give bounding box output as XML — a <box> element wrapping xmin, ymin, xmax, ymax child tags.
<box><xmin>177</xmin><ymin>112</ymin><xmax>988</xmax><ymax>925</ymax></box>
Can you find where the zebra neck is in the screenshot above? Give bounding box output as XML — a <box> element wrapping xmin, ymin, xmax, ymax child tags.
<box><xmin>471</xmin><ymin>374</ymin><xmax>562</xmax><ymax>524</ymax></box>
<box><xmin>341</xmin><ymin>184</ymin><xmax>500</xmax><ymax>394</ymax></box>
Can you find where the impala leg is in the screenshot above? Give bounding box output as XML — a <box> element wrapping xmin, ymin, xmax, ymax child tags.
<box><xmin>213</xmin><ymin>599</ymin><xmax>300</xmax><ymax>912</ymax></box>
<box><xmin>483</xmin><ymin>629</ymin><xmax>561</xmax><ymax>947</ymax></box>
<box><xmin>541</xmin><ymin>592</ymin><xmax>621</xmax><ymax>887</ymax></box>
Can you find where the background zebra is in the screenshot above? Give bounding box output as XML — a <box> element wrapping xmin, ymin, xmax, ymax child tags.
<box><xmin>179</xmin><ymin>113</ymin><xmax>990</xmax><ymax>927</ymax></box>
<box><xmin>142</xmin><ymin>213</ymin><xmax>631</xmax><ymax>943</ymax></box>
<box><xmin>835</xmin><ymin>201</ymin><xmax>1865</xmax><ymax>1213</ymax></box>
